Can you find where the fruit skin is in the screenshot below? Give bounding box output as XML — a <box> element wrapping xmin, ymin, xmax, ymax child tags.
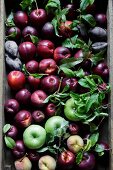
<box><xmin>18</xmin><ymin>42</ymin><xmax>36</xmax><ymax>62</ymax></box>
<box><xmin>41</xmin><ymin>75</ymin><xmax>60</xmax><ymax>94</ymax></box>
<box><xmin>7</xmin><ymin>71</ymin><xmax>26</xmax><ymax>90</ymax></box>
<box><xmin>14</xmin><ymin>11</ymin><xmax>28</xmax><ymax>29</ymax></box>
<box><xmin>37</xmin><ymin>40</ymin><xmax>55</xmax><ymax>58</ymax></box>
<box><xmin>45</xmin><ymin>103</ymin><xmax>56</xmax><ymax>117</ymax></box>
<box><xmin>93</xmin><ymin>62</ymin><xmax>109</xmax><ymax>81</ymax></box>
<box><xmin>29</xmin><ymin>9</ymin><xmax>47</xmax><ymax>28</ymax></box>
<box><xmin>38</xmin><ymin>155</ymin><xmax>56</xmax><ymax>170</ymax></box>
<box><xmin>54</xmin><ymin>46</ymin><xmax>71</xmax><ymax>63</ymax></box>
<box><xmin>69</xmin><ymin>123</ymin><xmax>79</xmax><ymax>135</ymax></box>
<box><xmin>58</xmin><ymin>150</ymin><xmax>75</xmax><ymax>169</ymax></box>
<box><xmin>59</xmin><ymin>21</ymin><xmax>74</xmax><ymax>38</ymax></box>
<box><xmin>45</xmin><ymin>116</ymin><xmax>68</xmax><ymax>134</ymax></box>
<box><xmin>14</xmin><ymin>157</ymin><xmax>32</xmax><ymax>170</ymax></box>
<box><xmin>15</xmin><ymin>110</ymin><xmax>32</xmax><ymax>128</ymax></box>
<box><xmin>64</xmin><ymin>98</ymin><xmax>80</xmax><ymax>121</ymax></box>
<box><xmin>12</xmin><ymin>140</ymin><xmax>26</xmax><ymax>158</ymax></box>
<box><xmin>95</xmin><ymin>14</ymin><xmax>107</xmax><ymax>27</ymax></box>
<box><xmin>23</xmin><ymin>125</ymin><xmax>46</xmax><ymax>149</ymax></box>
<box><xmin>41</xmin><ymin>22</ymin><xmax>55</xmax><ymax>40</ymax></box>
<box><xmin>22</xmin><ymin>26</ymin><xmax>38</xmax><ymax>42</ymax></box>
<box><xmin>61</xmin><ymin>78</ymin><xmax>78</xmax><ymax>92</ymax></box>
<box><xmin>15</xmin><ymin>89</ymin><xmax>31</xmax><ymax>106</ymax></box>
<box><xmin>28</xmin><ymin>150</ymin><xmax>40</xmax><ymax>162</ymax></box>
<box><xmin>6</xmin><ymin>125</ymin><xmax>18</xmax><ymax>139</ymax></box>
<box><xmin>67</xmin><ymin>135</ymin><xmax>84</xmax><ymax>153</ymax></box>
<box><xmin>39</xmin><ymin>58</ymin><xmax>57</xmax><ymax>75</ymax></box>
<box><xmin>78</xmin><ymin>152</ymin><xmax>96</xmax><ymax>170</ymax></box>
<box><xmin>25</xmin><ymin>60</ymin><xmax>39</xmax><ymax>73</ymax></box>
<box><xmin>7</xmin><ymin>27</ymin><xmax>21</xmax><ymax>40</ymax></box>
<box><xmin>32</xmin><ymin>110</ymin><xmax>45</xmax><ymax>123</ymax></box>
<box><xmin>28</xmin><ymin>76</ymin><xmax>40</xmax><ymax>89</ymax></box>
<box><xmin>74</xmin><ymin>50</ymin><xmax>83</xmax><ymax>59</ymax></box>
<box><xmin>4</xmin><ymin>99</ymin><xmax>20</xmax><ymax>116</ymax></box>
<box><xmin>31</xmin><ymin>90</ymin><xmax>47</xmax><ymax>107</ymax></box>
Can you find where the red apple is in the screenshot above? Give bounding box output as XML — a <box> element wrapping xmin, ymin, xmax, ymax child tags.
<box><xmin>14</xmin><ymin>11</ymin><xmax>28</xmax><ymax>29</ymax></box>
<box><xmin>4</xmin><ymin>99</ymin><xmax>20</xmax><ymax>116</ymax></box>
<box><xmin>30</xmin><ymin>9</ymin><xmax>47</xmax><ymax>28</ymax></box>
<box><xmin>15</xmin><ymin>110</ymin><xmax>32</xmax><ymax>128</ymax></box>
<box><xmin>32</xmin><ymin>110</ymin><xmax>45</xmax><ymax>123</ymax></box>
<box><xmin>45</xmin><ymin>103</ymin><xmax>56</xmax><ymax>117</ymax></box>
<box><xmin>41</xmin><ymin>75</ymin><xmax>60</xmax><ymax>94</ymax></box>
<box><xmin>58</xmin><ymin>150</ymin><xmax>75</xmax><ymax>169</ymax></box>
<box><xmin>31</xmin><ymin>90</ymin><xmax>47</xmax><ymax>107</ymax></box>
<box><xmin>25</xmin><ymin>60</ymin><xmax>39</xmax><ymax>73</ymax></box>
<box><xmin>15</xmin><ymin>88</ymin><xmax>31</xmax><ymax>106</ymax></box>
<box><xmin>39</xmin><ymin>58</ymin><xmax>57</xmax><ymax>75</ymax></box>
<box><xmin>28</xmin><ymin>76</ymin><xmax>40</xmax><ymax>89</ymax></box>
<box><xmin>18</xmin><ymin>42</ymin><xmax>36</xmax><ymax>62</ymax></box>
<box><xmin>22</xmin><ymin>26</ymin><xmax>38</xmax><ymax>41</ymax></box>
<box><xmin>6</xmin><ymin>125</ymin><xmax>18</xmax><ymax>139</ymax></box>
<box><xmin>54</xmin><ymin>46</ymin><xmax>71</xmax><ymax>63</ymax></box>
<box><xmin>12</xmin><ymin>140</ymin><xmax>26</xmax><ymax>158</ymax></box>
<box><xmin>37</xmin><ymin>40</ymin><xmax>55</xmax><ymax>58</ymax></box>
<box><xmin>7</xmin><ymin>71</ymin><xmax>26</xmax><ymax>90</ymax></box>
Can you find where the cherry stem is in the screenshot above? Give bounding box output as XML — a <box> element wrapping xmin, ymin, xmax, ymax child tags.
<box><xmin>34</xmin><ymin>0</ymin><xmax>39</xmax><ymax>13</ymax></box>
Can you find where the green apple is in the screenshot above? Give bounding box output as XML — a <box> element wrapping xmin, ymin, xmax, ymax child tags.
<box><xmin>64</xmin><ymin>98</ymin><xmax>80</xmax><ymax>121</ymax></box>
<box><xmin>45</xmin><ymin>116</ymin><xmax>68</xmax><ymax>134</ymax></box>
<box><xmin>38</xmin><ymin>155</ymin><xmax>56</xmax><ymax>170</ymax></box>
<box><xmin>15</xmin><ymin>157</ymin><xmax>32</xmax><ymax>170</ymax></box>
<box><xmin>67</xmin><ymin>135</ymin><xmax>84</xmax><ymax>153</ymax></box>
<box><xmin>23</xmin><ymin>125</ymin><xmax>46</xmax><ymax>149</ymax></box>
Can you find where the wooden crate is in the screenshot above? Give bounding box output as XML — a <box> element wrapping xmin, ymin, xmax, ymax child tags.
<box><xmin>0</xmin><ymin>0</ymin><xmax>113</xmax><ymax>169</ymax></box>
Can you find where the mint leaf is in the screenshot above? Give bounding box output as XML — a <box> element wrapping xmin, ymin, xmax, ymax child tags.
<box><xmin>78</xmin><ymin>78</ymin><xmax>90</xmax><ymax>88</ymax></box>
<box><xmin>5</xmin><ymin>12</ymin><xmax>15</xmax><ymax>27</ymax></box>
<box><xmin>60</xmin><ymin>58</ymin><xmax>83</xmax><ymax>69</ymax></box>
<box><xmin>4</xmin><ymin>136</ymin><xmax>16</xmax><ymax>149</ymax></box>
<box><xmin>81</xmin><ymin>14</ymin><xmax>96</xmax><ymax>27</ymax></box>
<box><xmin>76</xmin><ymin>151</ymin><xmax>83</xmax><ymax>164</ymax></box>
<box><xmin>74</xmin><ymin>69</ymin><xmax>85</xmax><ymax>78</ymax></box>
<box><xmin>90</xmin><ymin>133</ymin><xmax>99</xmax><ymax>147</ymax></box>
<box><xmin>3</xmin><ymin>124</ymin><xmax>11</xmax><ymax>134</ymax></box>
<box><xmin>30</xmin><ymin>35</ymin><xmax>39</xmax><ymax>44</ymax></box>
<box><xmin>80</xmin><ymin>0</ymin><xmax>95</xmax><ymax>11</ymax></box>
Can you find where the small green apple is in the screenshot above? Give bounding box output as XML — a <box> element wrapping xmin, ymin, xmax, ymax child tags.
<box><xmin>38</xmin><ymin>155</ymin><xmax>56</xmax><ymax>170</ymax></box>
<box><xmin>23</xmin><ymin>125</ymin><xmax>46</xmax><ymax>149</ymax></box>
<box><xmin>45</xmin><ymin>116</ymin><xmax>68</xmax><ymax>134</ymax></box>
<box><xmin>64</xmin><ymin>98</ymin><xmax>80</xmax><ymax>121</ymax></box>
<box><xmin>67</xmin><ymin>135</ymin><xmax>84</xmax><ymax>153</ymax></box>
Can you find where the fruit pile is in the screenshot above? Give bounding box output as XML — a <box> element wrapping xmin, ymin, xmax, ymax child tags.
<box><xmin>3</xmin><ymin>0</ymin><xmax>110</xmax><ymax>169</ymax></box>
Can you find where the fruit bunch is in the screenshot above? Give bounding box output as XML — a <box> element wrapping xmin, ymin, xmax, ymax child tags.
<box><xmin>3</xmin><ymin>0</ymin><xmax>110</xmax><ymax>169</ymax></box>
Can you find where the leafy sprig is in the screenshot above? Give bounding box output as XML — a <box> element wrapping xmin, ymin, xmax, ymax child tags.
<box><xmin>5</xmin><ymin>12</ymin><xmax>15</xmax><ymax>27</ymax></box>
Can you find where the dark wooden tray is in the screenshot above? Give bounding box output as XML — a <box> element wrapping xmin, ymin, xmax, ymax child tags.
<box><xmin>0</xmin><ymin>0</ymin><xmax>113</xmax><ymax>169</ymax></box>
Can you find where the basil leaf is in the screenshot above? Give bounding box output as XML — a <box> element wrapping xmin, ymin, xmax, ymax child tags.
<box><xmin>81</xmin><ymin>14</ymin><xmax>96</xmax><ymax>27</ymax></box>
<box><xmin>4</xmin><ymin>136</ymin><xmax>16</xmax><ymax>149</ymax></box>
<box><xmin>80</xmin><ymin>0</ymin><xmax>95</xmax><ymax>11</ymax></box>
<box><xmin>30</xmin><ymin>35</ymin><xmax>39</xmax><ymax>44</ymax></box>
<box><xmin>5</xmin><ymin>12</ymin><xmax>15</xmax><ymax>27</ymax></box>
<box><xmin>89</xmin><ymin>132</ymin><xmax>99</xmax><ymax>147</ymax></box>
<box><xmin>37</xmin><ymin>147</ymin><xmax>48</xmax><ymax>153</ymax></box>
<box><xmin>85</xmin><ymin>93</ymin><xmax>99</xmax><ymax>112</ymax></box>
<box><xmin>60</xmin><ymin>67</ymin><xmax>75</xmax><ymax>77</ymax></box>
<box><xmin>95</xmin><ymin>144</ymin><xmax>105</xmax><ymax>152</ymax></box>
<box><xmin>3</xmin><ymin>124</ymin><xmax>11</xmax><ymax>134</ymax></box>
<box><xmin>20</xmin><ymin>0</ymin><xmax>34</xmax><ymax>11</ymax></box>
<box><xmin>76</xmin><ymin>151</ymin><xmax>83</xmax><ymax>165</ymax></box>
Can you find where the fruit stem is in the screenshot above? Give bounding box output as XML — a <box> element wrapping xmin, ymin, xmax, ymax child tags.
<box><xmin>34</xmin><ymin>0</ymin><xmax>39</xmax><ymax>13</ymax></box>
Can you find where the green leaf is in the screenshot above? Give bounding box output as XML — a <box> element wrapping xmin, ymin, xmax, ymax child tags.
<box><xmin>62</xmin><ymin>35</ymin><xmax>78</xmax><ymax>49</ymax></box>
<box><xmin>80</xmin><ymin>0</ymin><xmax>95</xmax><ymax>11</ymax></box>
<box><xmin>3</xmin><ymin>124</ymin><xmax>11</xmax><ymax>134</ymax></box>
<box><xmin>98</xmin><ymin>151</ymin><xmax>104</xmax><ymax>156</ymax></box>
<box><xmin>74</xmin><ymin>69</ymin><xmax>85</xmax><ymax>78</ymax></box>
<box><xmin>63</xmin><ymin>133</ymin><xmax>71</xmax><ymax>140</ymax></box>
<box><xmin>60</xmin><ymin>58</ymin><xmax>83</xmax><ymax>69</ymax></box>
<box><xmin>81</xmin><ymin>14</ymin><xmax>96</xmax><ymax>27</ymax></box>
<box><xmin>70</xmin><ymin>20</ymin><xmax>80</xmax><ymax>31</ymax></box>
<box><xmin>37</xmin><ymin>147</ymin><xmax>48</xmax><ymax>153</ymax></box>
<box><xmin>85</xmin><ymin>93</ymin><xmax>99</xmax><ymax>112</ymax></box>
<box><xmin>30</xmin><ymin>73</ymin><xmax>47</xmax><ymax>78</ymax></box>
<box><xmin>20</xmin><ymin>0</ymin><xmax>34</xmax><ymax>11</ymax></box>
<box><xmin>89</xmin><ymin>133</ymin><xmax>99</xmax><ymax>147</ymax></box>
<box><xmin>5</xmin><ymin>12</ymin><xmax>15</xmax><ymax>27</ymax></box>
<box><xmin>51</xmin><ymin>18</ymin><xmax>60</xmax><ymax>37</ymax></box>
<box><xmin>83</xmin><ymin>139</ymin><xmax>92</xmax><ymax>152</ymax></box>
<box><xmin>60</xmin><ymin>67</ymin><xmax>75</xmax><ymax>77</ymax></box>
<box><xmin>4</xmin><ymin>136</ymin><xmax>16</xmax><ymax>149</ymax></box>
<box><xmin>76</xmin><ymin>151</ymin><xmax>83</xmax><ymax>165</ymax></box>
<box><xmin>46</xmin><ymin>133</ymin><xmax>54</xmax><ymax>144</ymax></box>
<box><xmin>91</xmin><ymin>50</ymin><xmax>106</xmax><ymax>65</ymax></box>
<box><xmin>95</xmin><ymin>144</ymin><xmax>105</xmax><ymax>153</ymax></box>
<box><xmin>48</xmin><ymin>146</ymin><xmax>57</xmax><ymax>154</ymax></box>
<box><xmin>89</xmin><ymin>123</ymin><xmax>98</xmax><ymax>133</ymax></box>
<box><xmin>78</xmin><ymin>78</ymin><xmax>90</xmax><ymax>88</ymax></box>
<box><xmin>61</xmin><ymin>85</ymin><xmax>70</xmax><ymax>93</ymax></box>
<box><xmin>5</xmin><ymin>29</ymin><xmax>17</xmax><ymax>40</ymax></box>
<box><xmin>30</xmin><ymin>35</ymin><xmax>39</xmax><ymax>44</ymax></box>
<box><xmin>46</xmin><ymin>0</ymin><xmax>61</xmax><ymax>13</ymax></box>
